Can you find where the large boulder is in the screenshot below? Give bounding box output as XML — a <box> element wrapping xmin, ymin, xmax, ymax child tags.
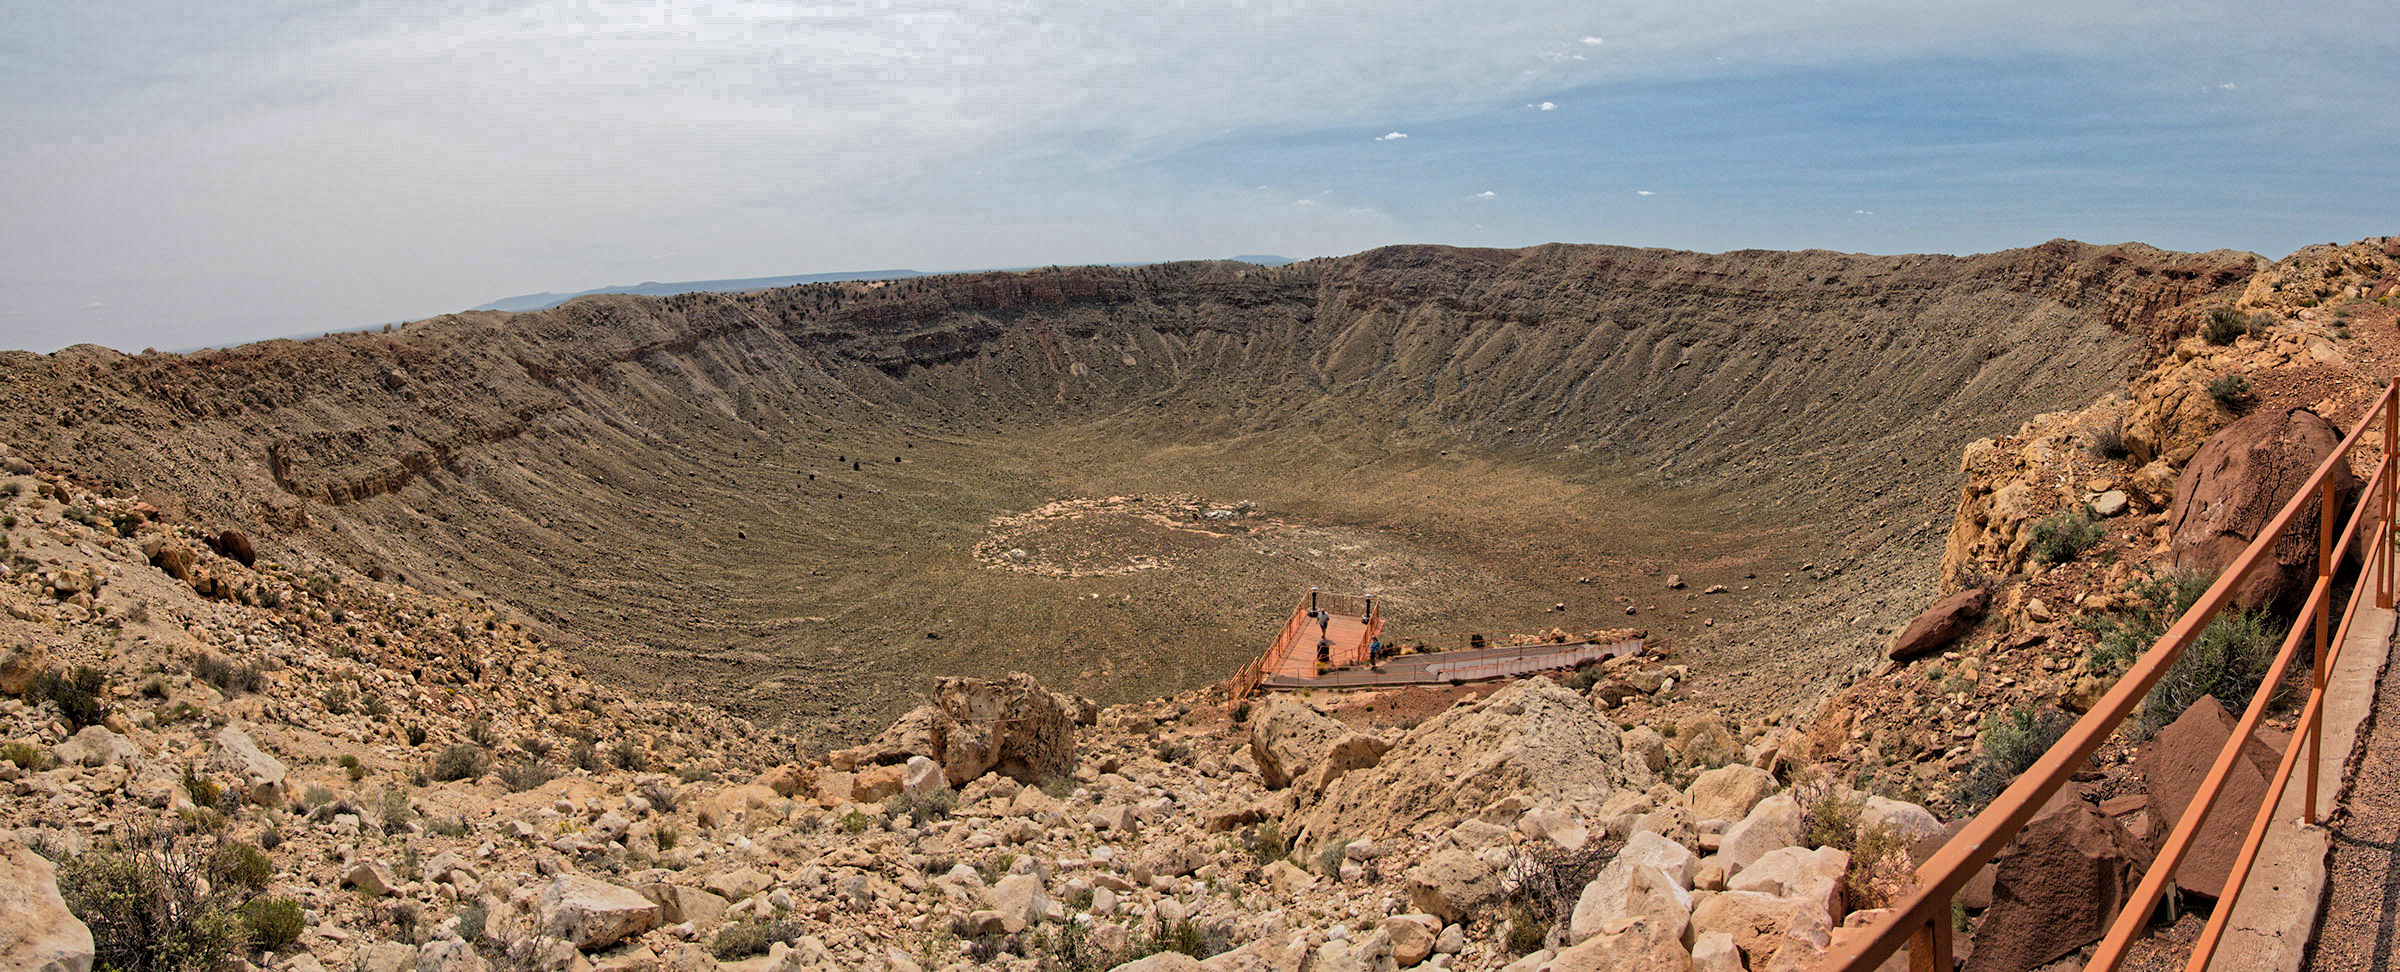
<box><xmin>1549</xmin><ymin>914</ymin><xmax>1692</xmax><ymax>972</ymax></box>
<box><xmin>1289</xmin><ymin>678</ymin><xmax>1623</xmax><ymax>846</ymax></box>
<box><xmin>53</xmin><ymin>726</ymin><xmax>138</xmax><ymax>769</ymax></box>
<box><xmin>1965</xmin><ymin>789</ymin><xmax>2154</xmax><ymax>972</ymax></box>
<box><xmin>210</xmin><ymin>725</ymin><xmax>288</xmax><ymax>804</ymax></box>
<box><xmin>538</xmin><ymin>874</ymin><xmax>660</xmax><ymax>950</ymax></box>
<box><xmin>1690</xmin><ymin>891</ymin><xmax>1820</xmax><ymax>968</ymax></box>
<box><xmin>830</xmin><ymin>673</ymin><xmax>1077</xmax><ymax>786</ymax></box>
<box><xmin>2167</xmin><ymin>407</ymin><xmax>2357</xmax><ymax>610</ymax></box>
<box><xmin>0</xmin><ymin>833</ymin><xmax>94</xmax><ymax>972</ymax></box>
<box><xmin>0</xmin><ymin>639</ymin><xmax>48</xmax><ymax>696</ymax></box>
<box><xmin>2135</xmin><ymin>695</ymin><xmax>2281</xmax><ymax>899</ymax></box>
<box><xmin>1402</xmin><ymin>849</ymin><xmax>1503</xmax><ymax>924</ymax></box>
<box><xmin>1684</xmin><ymin>764</ymin><xmax>1778</xmax><ymax>822</ymax></box>
<box><xmin>1248</xmin><ymin>698</ymin><xmax>1389</xmax><ymax>797</ymax></box>
<box><xmin>1568</xmin><ymin>841</ymin><xmax>1695</xmax><ymax>945</ymax></box>
<box><xmin>1887</xmin><ymin>588</ymin><xmax>1990</xmax><ymax>661</ymax></box>
<box><xmin>1718</xmin><ymin>793</ymin><xmax>1804</xmax><ymax>873</ymax></box>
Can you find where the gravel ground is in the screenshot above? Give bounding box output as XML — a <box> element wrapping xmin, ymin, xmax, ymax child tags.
<box><xmin>2307</xmin><ymin>631</ymin><xmax>2400</xmax><ymax>972</ymax></box>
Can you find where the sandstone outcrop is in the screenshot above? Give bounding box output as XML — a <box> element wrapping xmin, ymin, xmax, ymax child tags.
<box><xmin>0</xmin><ymin>833</ymin><xmax>94</xmax><ymax>972</ymax></box>
<box><xmin>1288</xmin><ymin>677</ymin><xmax>1624</xmax><ymax>848</ymax></box>
<box><xmin>830</xmin><ymin>672</ymin><xmax>1078</xmax><ymax>786</ymax></box>
<box><xmin>2168</xmin><ymin>407</ymin><xmax>2354</xmax><ymax>610</ymax></box>
<box><xmin>2136</xmin><ymin>696</ymin><xmax>2281</xmax><ymax>899</ymax></box>
<box><xmin>1887</xmin><ymin>587</ymin><xmax>1990</xmax><ymax>661</ymax></box>
<box><xmin>1967</xmin><ymin>789</ymin><xmax>2153</xmax><ymax>972</ymax></box>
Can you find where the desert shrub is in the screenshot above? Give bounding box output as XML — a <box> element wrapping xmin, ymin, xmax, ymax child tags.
<box><xmin>1498</xmin><ymin>836</ymin><xmax>1620</xmax><ymax>949</ymax></box>
<box><xmin>240</xmin><ymin>897</ymin><xmax>303</xmax><ymax>951</ymax></box>
<box><xmin>570</xmin><ymin>741</ymin><xmax>602</xmax><ymax>772</ymax></box>
<box><xmin>497</xmin><ymin>760</ymin><xmax>557</xmax><ymax>793</ymax></box>
<box><xmin>676</xmin><ymin>762</ymin><xmax>717</xmax><ymax>783</ymax></box>
<box><xmin>403</xmin><ymin>724</ymin><xmax>428</xmax><ymax>747</ymax></box>
<box><xmin>2088</xmin><ymin>421</ymin><xmax>2130</xmax><ymax>461</ymax></box>
<box><xmin>610</xmin><ymin>739</ymin><xmax>647</xmax><ymax>771</ymax></box>
<box><xmin>35</xmin><ymin>665</ymin><xmax>110</xmax><ymax>730</ymax></box>
<box><xmin>1152</xmin><ymin>738</ymin><xmax>1190</xmax><ymax>764</ymax></box>
<box><xmin>453</xmin><ymin>902</ymin><xmax>487</xmax><ymax>944</ymax></box>
<box><xmin>358</xmin><ymin>693</ymin><xmax>390</xmax><ymax>719</ymax></box>
<box><xmin>2081</xmin><ymin>570</ymin><xmax>2215</xmax><ymax>675</ymax></box>
<box><xmin>655</xmin><ymin>823</ymin><xmax>681</xmax><ymax>852</ymax></box>
<box><xmin>839</xmin><ymin>810</ymin><xmax>874</xmax><ymax>834</ymax></box>
<box><xmin>2207</xmin><ymin>374</ymin><xmax>2254</xmax><ymax>409</ymax></box>
<box><xmin>2</xmin><ymin>740</ymin><xmax>54</xmax><ymax>770</ymax></box>
<box><xmin>520</xmin><ymin>736</ymin><xmax>554</xmax><ymax>759</ymax></box>
<box><xmin>2202</xmin><ymin>306</ymin><xmax>2252</xmax><ymax>345</ymax></box>
<box><xmin>302</xmin><ymin>784</ymin><xmax>333</xmax><ymax>809</ymax></box>
<box><xmin>207</xmin><ymin>840</ymin><xmax>272</xmax><ymax>890</ymax></box>
<box><xmin>192</xmin><ymin>655</ymin><xmax>262</xmax><ymax>695</ymax></box>
<box><xmin>427</xmin><ymin>816</ymin><xmax>468</xmax><ymax>837</ymax></box>
<box><xmin>885</xmin><ymin>788</ymin><xmax>956</xmax><ymax>824</ymax></box>
<box><xmin>1040</xmin><ymin>775</ymin><xmax>1075</xmax><ymax>799</ymax></box>
<box><xmin>337</xmin><ymin>754</ymin><xmax>366</xmax><ymax>781</ymax></box>
<box><xmin>1246</xmin><ymin>822</ymin><xmax>1286</xmax><ymax>866</ymax></box>
<box><xmin>378</xmin><ymin>789</ymin><xmax>414</xmax><ymax>830</ymax></box>
<box><xmin>320</xmin><ymin>687</ymin><xmax>351</xmax><ymax>715</ymax></box>
<box><xmin>430</xmin><ymin>744</ymin><xmax>489</xmax><ymax>782</ymax></box>
<box><xmin>2141</xmin><ymin>604</ymin><xmax>2286</xmax><ymax>734</ymax></box>
<box><xmin>180</xmin><ymin>765</ymin><xmax>223</xmax><ymax>809</ymax></box>
<box><xmin>1502</xmin><ymin>901</ymin><xmax>1548</xmax><ymax>955</ymax></box>
<box><xmin>1957</xmin><ymin>706</ymin><xmax>2075</xmax><ymax>807</ymax></box>
<box><xmin>464</xmin><ymin>721</ymin><xmax>497</xmax><ymax>749</ymax></box>
<box><xmin>712</xmin><ymin>918</ymin><xmax>804</xmax><ymax>960</ymax></box>
<box><xmin>2028</xmin><ymin>510</ymin><xmax>2106</xmax><ymax>566</ymax></box>
<box><xmin>1146</xmin><ymin>918</ymin><xmax>1210</xmax><ymax>958</ymax></box>
<box><xmin>1314</xmin><ymin>839</ymin><xmax>1349</xmax><ymax>876</ymax></box>
<box><xmin>57</xmin><ymin>827</ymin><xmax>248</xmax><ymax>972</ymax></box>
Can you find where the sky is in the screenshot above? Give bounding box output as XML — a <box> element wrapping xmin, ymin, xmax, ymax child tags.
<box><xmin>4</xmin><ymin>1</ymin><xmax>2396</xmax><ymax>354</ymax></box>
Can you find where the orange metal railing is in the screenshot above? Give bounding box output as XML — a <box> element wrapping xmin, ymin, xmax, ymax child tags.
<box><xmin>1818</xmin><ymin>380</ymin><xmax>2399</xmax><ymax>972</ymax></box>
<box><xmin>1225</xmin><ymin>589</ymin><xmax>1384</xmax><ymax>700</ymax></box>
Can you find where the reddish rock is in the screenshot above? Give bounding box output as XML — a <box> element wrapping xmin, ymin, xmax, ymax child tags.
<box><xmin>1887</xmin><ymin>587</ymin><xmax>1990</xmax><ymax>661</ymax></box>
<box><xmin>2168</xmin><ymin>408</ymin><xmax>2356</xmax><ymax>611</ymax></box>
<box><xmin>1965</xmin><ymin>789</ymin><xmax>2153</xmax><ymax>972</ymax></box>
<box><xmin>215</xmin><ymin>529</ymin><xmax>257</xmax><ymax>567</ymax></box>
<box><xmin>2135</xmin><ymin>695</ymin><xmax>2280</xmax><ymax>899</ymax></box>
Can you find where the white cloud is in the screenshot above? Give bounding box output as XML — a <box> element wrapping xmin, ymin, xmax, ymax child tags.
<box><xmin>1635</xmin><ymin>189</ymin><xmax>1655</xmax><ymax>196</ymax></box>
<box><xmin>1855</xmin><ymin>209</ymin><xmax>1875</xmax><ymax>215</ymax></box>
<box><xmin>1473</xmin><ymin>190</ymin><xmax>1498</xmax><ymax>199</ymax></box>
<box><xmin>1294</xmin><ymin>199</ymin><xmax>1317</xmax><ymax>206</ymax></box>
<box><xmin>1581</xmin><ymin>36</ymin><xmax>1606</xmax><ymax>45</ymax></box>
<box><xmin>1377</xmin><ymin>131</ymin><xmax>1409</xmax><ymax>141</ymax></box>
<box><xmin>1537</xmin><ymin>101</ymin><xmax>1557</xmax><ymax>110</ymax></box>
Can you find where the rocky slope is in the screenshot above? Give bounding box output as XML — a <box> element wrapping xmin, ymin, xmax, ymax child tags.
<box><xmin>0</xmin><ymin>241</ymin><xmax>2257</xmax><ymax>739</ymax></box>
<box><xmin>0</xmin><ymin>462</ymin><xmax>1949</xmax><ymax>972</ymax></box>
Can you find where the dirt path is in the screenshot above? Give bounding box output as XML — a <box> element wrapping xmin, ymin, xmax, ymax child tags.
<box><xmin>2307</xmin><ymin>632</ymin><xmax>2400</xmax><ymax>971</ymax></box>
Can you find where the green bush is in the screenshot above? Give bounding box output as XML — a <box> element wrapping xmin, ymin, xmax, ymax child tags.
<box><xmin>1246</xmin><ymin>822</ymin><xmax>1286</xmax><ymax>866</ymax></box>
<box><xmin>497</xmin><ymin>760</ymin><xmax>557</xmax><ymax>793</ymax></box>
<box><xmin>2141</xmin><ymin>603</ymin><xmax>2286</xmax><ymax>734</ymax></box>
<box><xmin>207</xmin><ymin>841</ymin><xmax>272</xmax><ymax>891</ymax></box>
<box><xmin>2202</xmin><ymin>306</ymin><xmax>2253</xmax><ymax>345</ymax></box>
<box><xmin>35</xmin><ymin>665</ymin><xmax>110</xmax><ymax>731</ymax></box>
<box><xmin>2028</xmin><ymin>510</ymin><xmax>2106</xmax><ymax>566</ymax></box>
<box><xmin>1</xmin><ymin>740</ymin><xmax>54</xmax><ymax>771</ymax></box>
<box><xmin>2081</xmin><ymin>570</ymin><xmax>2215</xmax><ymax>675</ymax></box>
<box><xmin>884</xmin><ymin>788</ymin><xmax>956</xmax><ymax>824</ymax></box>
<box><xmin>240</xmin><ymin>897</ymin><xmax>303</xmax><ymax>951</ymax></box>
<box><xmin>2207</xmin><ymin>374</ymin><xmax>2254</xmax><ymax>409</ymax></box>
<box><xmin>1957</xmin><ymin>706</ymin><xmax>2075</xmax><ymax>807</ymax></box>
<box><xmin>58</xmin><ymin>828</ymin><xmax>249</xmax><ymax>972</ymax></box>
<box><xmin>711</xmin><ymin>918</ymin><xmax>804</xmax><ymax>960</ymax></box>
<box><xmin>430</xmin><ymin>744</ymin><xmax>489</xmax><ymax>782</ymax></box>
<box><xmin>839</xmin><ymin>810</ymin><xmax>873</xmax><ymax>834</ymax></box>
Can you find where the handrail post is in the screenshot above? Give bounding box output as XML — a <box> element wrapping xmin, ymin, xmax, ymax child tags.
<box><xmin>2383</xmin><ymin>382</ymin><xmax>2396</xmax><ymax>609</ymax></box>
<box><xmin>1908</xmin><ymin>904</ymin><xmax>1953</xmax><ymax>972</ymax></box>
<box><xmin>2310</xmin><ymin>475</ymin><xmax>2333</xmax><ymax>823</ymax></box>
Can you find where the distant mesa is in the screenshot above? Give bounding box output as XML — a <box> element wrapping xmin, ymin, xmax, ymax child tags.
<box><xmin>469</xmin><ymin>256</ymin><xmax>1298</xmax><ymax>313</ymax></box>
<box><xmin>467</xmin><ymin>269</ymin><xmax>930</xmax><ymax>313</ymax></box>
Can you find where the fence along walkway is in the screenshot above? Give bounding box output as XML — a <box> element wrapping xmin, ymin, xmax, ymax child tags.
<box><xmin>1816</xmin><ymin>380</ymin><xmax>2400</xmax><ymax>972</ymax></box>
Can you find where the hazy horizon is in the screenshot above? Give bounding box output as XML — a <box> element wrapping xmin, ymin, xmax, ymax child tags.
<box><xmin>6</xmin><ymin>1</ymin><xmax>2394</xmax><ymax>354</ymax></box>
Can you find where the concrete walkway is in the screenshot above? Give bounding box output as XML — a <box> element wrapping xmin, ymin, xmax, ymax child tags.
<box><xmin>2206</xmin><ymin>592</ymin><xmax>2396</xmax><ymax>972</ymax></box>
